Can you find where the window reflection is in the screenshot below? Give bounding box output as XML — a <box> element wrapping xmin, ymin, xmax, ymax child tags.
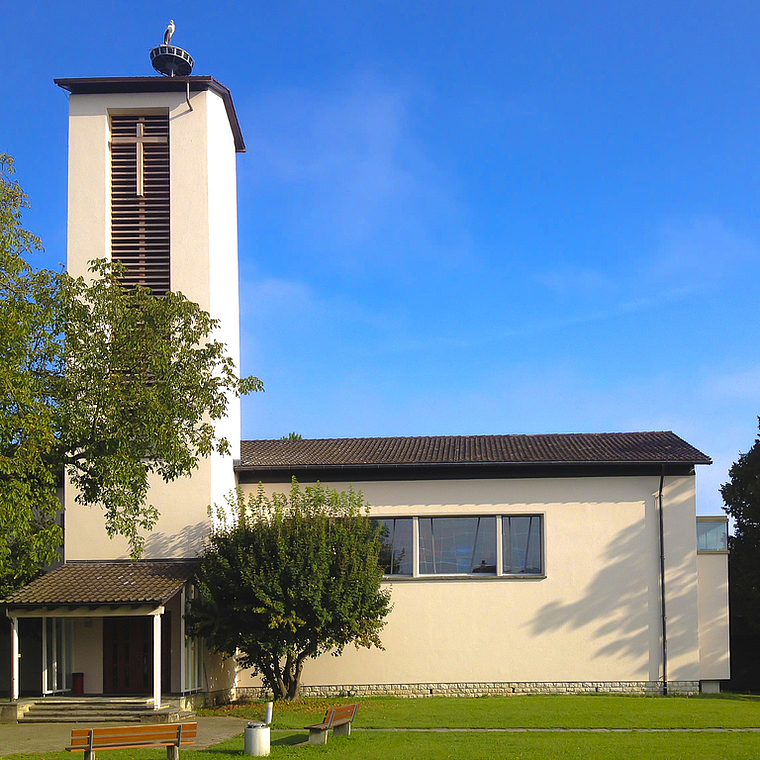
<box><xmin>697</xmin><ymin>520</ymin><xmax>728</xmax><ymax>552</ymax></box>
<box><xmin>419</xmin><ymin>517</ymin><xmax>496</xmax><ymax>574</ymax></box>
<box><xmin>503</xmin><ymin>515</ymin><xmax>542</xmax><ymax>574</ymax></box>
<box><xmin>372</xmin><ymin>518</ymin><xmax>413</xmax><ymax>575</ymax></box>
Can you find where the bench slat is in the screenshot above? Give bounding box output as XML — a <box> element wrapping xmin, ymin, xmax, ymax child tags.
<box><xmin>305</xmin><ymin>708</ymin><xmax>335</xmax><ymax>731</ymax></box>
<box><xmin>70</xmin><ymin>724</ymin><xmax>196</xmax><ymax>739</ymax></box>
<box><xmin>304</xmin><ymin>704</ymin><xmax>358</xmax><ymax>735</ymax></box>
<box><xmin>333</xmin><ymin>704</ymin><xmax>358</xmax><ymax>721</ymax></box>
<box><xmin>68</xmin><ymin>736</ymin><xmax>196</xmax><ymax>747</ymax></box>
<box><xmin>67</xmin><ymin>740</ymin><xmax>195</xmax><ymax>751</ymax></box>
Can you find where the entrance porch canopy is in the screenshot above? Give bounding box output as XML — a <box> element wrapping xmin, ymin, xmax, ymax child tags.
<box><xmin>2</xmin><ymin>561</ymin><xmax>198</xmax><ymax>707</ymax></box>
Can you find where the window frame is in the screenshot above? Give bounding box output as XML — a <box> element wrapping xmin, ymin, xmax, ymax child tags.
<box><xmin>696</xmin><ymin>516</ymin><xmax>729</xmax><ymax>554</ymax></box>
<box><xmin>501</xmin><ymin>514</ymin><xmax>544</xmax><ymax>577</ymax></box>
<box><xmin>373</xmin><ymin>513</ymin><xmax>546</xmax><ymax>580</ymax></box>
<box><xmin>372</xmin><ymin>517</ymin><xmax>415</xmax><ymax>577</ymax></box>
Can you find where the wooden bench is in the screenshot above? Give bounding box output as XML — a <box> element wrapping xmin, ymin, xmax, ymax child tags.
<box><xmin>65</xmin><ymin>722</ymin><xmax>197</xmax><ymax>760</ymax></box>
<box><xmin>304</xmin><ymin>703</ymin><xmax>359</xmax><ymax>745</ymax></box>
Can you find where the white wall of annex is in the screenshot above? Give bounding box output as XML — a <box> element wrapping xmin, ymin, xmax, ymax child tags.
<box><xmin>72</xmin><ymin>617</ymin><xmax>103</xmax><ymax>693</ymax></box>
<box><xmin>697</xmin><ymin>552</ymin><xmax>730</xmax><ymax>680</ymax></box>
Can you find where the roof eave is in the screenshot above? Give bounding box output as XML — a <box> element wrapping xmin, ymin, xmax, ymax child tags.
<box><xmin>235</xmin><ymin>458</ymin><xmax>712</xmax><ymax>472</ymax></box>
<box><xmin>234</xmin><ymin>460</ymin><xmax>706</xmax><ymax>484</ymax></box>
<box><xmin>54</xmin><ymin>76</ymin><xmax>246</xmax><ymax>152</ymax></box>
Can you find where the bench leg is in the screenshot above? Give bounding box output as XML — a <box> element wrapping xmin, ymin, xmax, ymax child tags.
<box><xmin>308</xmin><ymin>728</ymin><xmax>329</xmax><ymax>745</ymax></box>
<box><xmin>333</xmin><ymin>723</ymin><xmax>351</xmax><ymax>738</ymax></box>
<box><xmin>166</xmin><ymin>746</ymin><xmax>179</xmax><ymax>760</ymax></box>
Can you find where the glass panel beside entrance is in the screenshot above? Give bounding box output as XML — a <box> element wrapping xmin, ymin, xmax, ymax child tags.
<box><xmin>43</xmin><ymin>618</ymin><xmax>73</xmax><ymax>694</ymax></box>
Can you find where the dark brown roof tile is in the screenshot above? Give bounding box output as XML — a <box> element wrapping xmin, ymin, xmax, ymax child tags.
<box><xmin>3</xmin><ymin>561</ymin><xmax>198</xmax><ymax>607</ymax></box>
<box><xmin>237</xmin><ymin>432</ymin><xmax>711</xmax><ymax>469</ymax></box>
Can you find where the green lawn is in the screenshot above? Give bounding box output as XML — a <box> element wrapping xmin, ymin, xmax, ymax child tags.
<box><xmin>5</xmin><ymin>730</ymin><xmax>760</xmax><ymax>760</ymax></box>
<box><xmin>4</xmin><ymin>694</ymin><xmax>760</xmax><ymax>760</ymax></box>
<box><xmin>200</xmin><ymin>693</ymin><xmax>760</xmax><ymax>729</ymax></box>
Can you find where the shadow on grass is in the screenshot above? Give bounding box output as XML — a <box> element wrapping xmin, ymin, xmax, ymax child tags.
<box><xmin>197</xmin><ymin>732</ymin><xmax>306</xmax><ymax>754</ymax></box>
<box><xmin>695</xmin><ymin>693</ymin><xmax>760</xmax><ymax>703</ymax></box>
<box><xmin>273</xmin><ymin>732</ymin><xmax>308</xmax><ymax>746</ymax></box>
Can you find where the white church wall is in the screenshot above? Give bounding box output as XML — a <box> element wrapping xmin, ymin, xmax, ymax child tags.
<box><xmin>659</xmin><ymin>476</ymin><xmax>701</xmax><ymax>682</ymax></box>
<box><xmin>63</xmin><ymin>86</ymin><xmax>241</xmax><ymax>561</ymax></box>
<box><xmin>206</xmin><ymin>89</ymin><xmax>243</xmax><ymax>511</ymax></box>
<box><xmin>235</xmin><ymin>474</ymin><xmax>702</xmax><ymax>691</ymax></box>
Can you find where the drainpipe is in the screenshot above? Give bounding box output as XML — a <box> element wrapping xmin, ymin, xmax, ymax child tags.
<box><xmin>657</xmin><ymin>466</ymin><xmax>668</xmax><ymax>695</ymax></box>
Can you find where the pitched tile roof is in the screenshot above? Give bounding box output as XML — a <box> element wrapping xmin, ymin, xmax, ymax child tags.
<box><xmin>238</xmin><ymin>432</ymin><xmax>711</xmax><ymax>469</ymax></box>
<box><xmin>2</xmin><ymin>561</ymin><xmax>198</xmax><ymax>607</ymax></box>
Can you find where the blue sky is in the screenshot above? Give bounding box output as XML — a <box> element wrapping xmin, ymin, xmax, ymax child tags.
<box><xmin>4</xmin><ymin>1</ymin><xmax>760</xmax><ymax>514</ymax></box>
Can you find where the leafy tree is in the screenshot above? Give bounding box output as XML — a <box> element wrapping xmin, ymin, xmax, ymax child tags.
<box><xmin>0</xmin><ymin>154</ymin><xmax>261</xmax><ymax>594</ymax></box>
<box><xmin>280</xmin><ymin>432</ymin><xmax>303</xmax><ymax>440</ymax></box>
<box><xmin>0</xmin><ymin>155</ymin><xmax>62</xmax><ymax>597</ymax></box>
<box><xmin>721</xmin><ymin>419</ymin><xmax>760</xmax><ymax>689</ymax></box>
<box><xmin>186</xmin><ymin>478</ymin><xmax>392</xmax><ymax>700</ymax></box>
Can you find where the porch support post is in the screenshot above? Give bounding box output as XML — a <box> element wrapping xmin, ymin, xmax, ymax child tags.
<box><xmin>179</xmin><ymin>586</ymin><xmax>186</xmax><ymax>694</ymax></box>
<box><xmin>9</xmin><ymin>615</ymin><xmax>19</xmax><ymax>702</ymax></box>
<box><xmin>153</xmin><ymin>613</ymin><xmax>162</xmax><ymax>709</ymax></box>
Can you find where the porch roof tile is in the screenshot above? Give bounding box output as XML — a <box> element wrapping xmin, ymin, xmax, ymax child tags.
<box><xmin>2</xmin><ymin>561</ymin><xmax>198</xmax><ymax>608</ymax></box>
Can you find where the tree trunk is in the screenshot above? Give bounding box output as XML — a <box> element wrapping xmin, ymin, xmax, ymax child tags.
<box><xmin>259</xmin><ymin>651</ymin><xmax>308</xmax><ymax>700</ymax></box>
<box><xmin>258</xmin><ymin>657</ymin><xmax>288</xmax><ymax>701</ymax></box>
<box><xmin>286</xmin><ymin>653</ymin><xmax>307</xmax><ymax>700</ymax></box>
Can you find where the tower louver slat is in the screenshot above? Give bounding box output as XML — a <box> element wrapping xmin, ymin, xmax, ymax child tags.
<box><xmin>110</xmin><ymin>114</ymin><xmax>170</xmax><ymax>295</ymax></box>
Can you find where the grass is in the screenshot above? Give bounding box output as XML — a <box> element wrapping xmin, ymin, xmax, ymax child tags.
<box><xmin>4</xmin><ymin>694</ymin><xmax>760</xmax><ymax>760</ymax></box>
<box><xmin>199</xmin><ymin>692</ymin><xmax>760</xmax><ymax>729</ymax></box>
<box><xmin>6</xmin><ymin>731</ymin><xmax>760</xmax><ymax>760</ymax></box>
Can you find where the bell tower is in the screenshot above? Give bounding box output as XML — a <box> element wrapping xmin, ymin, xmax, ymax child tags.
<box><xmin>55</xmin><ymin>63</ymin><xmax>246</xmax><ymax>559</ymax></box>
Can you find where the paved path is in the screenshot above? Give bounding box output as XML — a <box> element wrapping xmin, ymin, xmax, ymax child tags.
<box><xmin>0</xmin><ymin>716</ymin><xmax>250</xmax><ymax>756</ymax></box>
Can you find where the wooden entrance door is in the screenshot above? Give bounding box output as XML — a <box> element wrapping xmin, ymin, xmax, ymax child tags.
<box><xmin>102</xmin><ymin>615</ymin><xmax>171</xmax><ymax>694</ymax></box>
<box><xmin>103</xmin><ymin>617</ymin><xmax>151</xmax><ymax>694</ymax></box>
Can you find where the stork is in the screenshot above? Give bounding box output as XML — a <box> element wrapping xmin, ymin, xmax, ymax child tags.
<box><xmin>163</xmin><ymin>19</ymin><xmax>175</xmax><ymax>45</ymax></box>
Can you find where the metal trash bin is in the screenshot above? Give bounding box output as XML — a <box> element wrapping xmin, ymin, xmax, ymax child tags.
<box><xmin>244</xmin><ymin>722</ymin><xmax>270</xmax><ymax>757</ymax></box>
<box><xmin>72</xmin><ymin>673</ymin><xmax>84</xmax><ymax>695</ymax></box>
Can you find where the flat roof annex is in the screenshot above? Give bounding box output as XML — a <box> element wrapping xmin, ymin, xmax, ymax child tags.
<box><xmin>54</xmin><ymin>76</ymin><xmax>245</xmax><ymax>152</ymax></box>
<box><xmin>236</xmin><ymin>431</ymin><xmax>711</xmax><ymax>482</ymax></box>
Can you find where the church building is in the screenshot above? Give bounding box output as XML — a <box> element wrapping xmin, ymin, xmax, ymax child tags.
<box><xmin>0</xmin><ymin>42</ymin><xmax>730</xmax><ymax>720</ymax></box>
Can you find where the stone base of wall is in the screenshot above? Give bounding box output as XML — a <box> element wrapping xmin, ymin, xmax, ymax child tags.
<box><xmin>236</xmin><ymin>680</ymin><xmax>700</xmax><ymax>699</ymax></box>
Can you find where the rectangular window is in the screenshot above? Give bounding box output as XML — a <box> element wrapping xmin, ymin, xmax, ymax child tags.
<box><xmin>697</xmin><ymin>518</ymin><xmax>728</xmax><ymax>552</ymax></box>
<box><xmin>502</xmin><ymin>515</ymin><xmax>542</xmax><ymax>574</ymax></box>
<box><xmin>373</xmin><ymin>514</ymin><xmax>544</xmax><ymax>578</ymax></box>
<box><xmin>419</xmin><ymin>516</ymin><xmax>496</xmax><ymax>575</ymax></box>
<box><xmin>372</xmin><ymin>518</ymin><xmax>413</xmax><ymax>576</ymax></box>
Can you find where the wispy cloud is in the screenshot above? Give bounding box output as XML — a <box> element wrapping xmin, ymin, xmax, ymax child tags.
<box><xmin>535</xmin><ymin>267</ymin><xmax>612</xmax><ymax>292</ymax></box>
<box><xmin>528</xmin><ymin>215</ymin><xmax>758</xmax><ymax>344</ymax></box>
<box><xmin>240</xmin><ymin>72</ymin><xmax>471</xmax><ymax>270</ymax></box>
<box><xmin>651</xmin><ymin>215</ymin><xmax>758</xmax><ymax>285</ymax></box>
<box><xmin>703</xmin><ymin>365</ymin><xmax>760</xmax><ymax>402</ymax></box>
